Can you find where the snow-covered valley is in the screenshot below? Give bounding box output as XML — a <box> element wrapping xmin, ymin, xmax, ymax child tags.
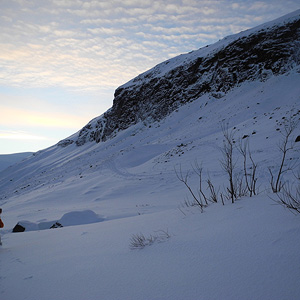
<box><xmin>0</xmin><ymin>10</ymin><xmax>300</xmax><ymax>300</ymax></box>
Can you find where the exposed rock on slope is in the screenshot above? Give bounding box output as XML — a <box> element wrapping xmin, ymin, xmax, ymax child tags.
<box><xmin>61</xmin><ymin>10</ymin><xmax>300</xmax><ymax>147</ymax></box>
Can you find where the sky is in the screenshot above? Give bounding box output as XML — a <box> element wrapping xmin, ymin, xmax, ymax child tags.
<box><xmin>0</xmin><ymin>0</ymin><xmax>299</xmax><ymax>154</ymax></box>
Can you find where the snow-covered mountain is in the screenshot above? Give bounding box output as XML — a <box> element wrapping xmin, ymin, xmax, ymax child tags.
<box><xmin>59</xmin><ymin>9</ymin><xmax>300</xmax><ymax>147</ymax></box>
<box><xmin>0</xmin><ymin>10</ymin><xmax>300</xmax><ymax>300</ymax></box>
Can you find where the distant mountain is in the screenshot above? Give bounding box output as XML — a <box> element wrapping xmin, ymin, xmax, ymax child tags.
<box><xmin>0</xmin><ymin>152</ymin><xmax>32</xmax><ymax>172</ymax></box>
<box><xmin>58</xmin><ymin>9</ymin><xmax>300</xmax><ymax>147</ymax></box>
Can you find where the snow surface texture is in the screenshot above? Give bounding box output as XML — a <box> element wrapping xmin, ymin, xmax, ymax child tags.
<box><xmin>0</xmin><ymin>10</ymin><xmax>300</xmax><ymax>300</ymax></box>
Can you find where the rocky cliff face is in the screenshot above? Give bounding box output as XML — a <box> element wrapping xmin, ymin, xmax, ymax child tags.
<box><xmin>59</xmin><ymin>10</ymin><xmax>300</xmax><ymax>147</ymax></box>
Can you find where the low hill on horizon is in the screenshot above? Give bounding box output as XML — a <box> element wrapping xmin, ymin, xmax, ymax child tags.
<box><xmin>0</xmin><ymin>152</ymin><xmax>32</xmax><ymax>173</ymax></box>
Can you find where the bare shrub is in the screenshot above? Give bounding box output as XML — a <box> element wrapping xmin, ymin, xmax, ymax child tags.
<box><xmin>207</xmin><ymin>178</ymin><xmax>219</xmax><ymax>203</ymax></box>
<box><xmin>237</xmin><ymin>138</ymin><xmax>258</xmax><ymax>196</ymax></box>
<box><xmin>178</xmin><ymin>196</ymin><xmax>204</xmax><ymax>216</ymax></box>
<box><xmin>130</xmin><ymin>233</ymin><xmax>151</xmax><ymax>249</ymax></box>
<box><xmin>275</xmin><ymin>170</ymin><xmax>300</xmax><ymax>214</ymax></box>
<box><xmin>235</xmin><ymin>174</ymin><xmax>248</xmax><ymax>198</ymax></box>
<box><xmin>221</xmin><ymin>173</ymin><xmax>247</xmax><ymax>202</ymax></box>
<box><xmin>181</xmin><ymin>197</ymin><xmax>200</xmax><ymax>208</ymax></box>
<box><xmin>220</xmin><ymin>193</ymin><xmax>225</xmax><ymax>205</ymax></box>
<box><xmin>220</xmin><ymin>125</ymin><xmax>238</xmax><ymax>203</ymax></box>
<box><xmin>277</xmin><ymin>185</ymin><xmax>300</xmax><ymax>213</ymax></box>
<box><xmin>175</xmin><ymin>165</ymin><xmax>206</xmax><ymax>212</ymax></box>
<box><xmin>192</xmin><ymin>161</ymin><xmax>209</xmax><ymax>205</ymax></box>
<box><xmin>175</xmin><ymin>161</ymin><xmax>220</xmax><ymax>211</ymax></box>
<box><xmin>269</xmin><ymin>116</ymin><xmax>299</xmax><ymax>193</ymax></box>
<box><xmin>129</xmin><ymin>230</ymin><xmax>171</xmax><ymax>250</ymax></box>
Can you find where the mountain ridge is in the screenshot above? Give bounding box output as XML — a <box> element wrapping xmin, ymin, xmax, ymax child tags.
<box><xmin>60</xmin><ymin>9</ymin><xmax>300</xmax><ymax>147</ymax></box>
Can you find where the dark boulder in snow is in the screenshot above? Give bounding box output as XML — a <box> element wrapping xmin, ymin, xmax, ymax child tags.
<box><xmin>12</xmin><ymin>223</ymin><xmax>25</xmax><ymax>232</ymax></box>
<box><xmin>50</xmin><ymin>222</ymin><xmax>63</xmax><ymax>229</ymax></box>
<box><xmin>12</xmin><ymin>221</ymin><xmax>39</xmax><ymax>232</ymax></box>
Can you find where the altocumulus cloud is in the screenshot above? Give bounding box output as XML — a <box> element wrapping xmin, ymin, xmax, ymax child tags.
<box><xmin>0</xmin><ymin>0</ymin><xmax>299</xmax><ymax>93</ymax></box>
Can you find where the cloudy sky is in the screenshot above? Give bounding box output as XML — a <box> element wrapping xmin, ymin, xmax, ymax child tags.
<box><xmin>0</xmin><ymin>0</ymin><xmax>299</xmax><ymax>154</ymax></box>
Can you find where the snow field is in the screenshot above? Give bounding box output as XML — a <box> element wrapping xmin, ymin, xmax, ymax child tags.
<box><xmin>1</xmin><ymin>195</ymin><xmax>300</xmax><ymax>300</ymax></box>
<box><xmin>0</xmin><ymin>55</ymin><xmax>299</xmax><ymax>299</ymax></box>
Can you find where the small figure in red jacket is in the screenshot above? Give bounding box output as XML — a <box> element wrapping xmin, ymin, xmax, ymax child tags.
<box><xmin>0</xmin><ymin>208</ymin><xmax>4</xmax><ymax>246</ymax></box>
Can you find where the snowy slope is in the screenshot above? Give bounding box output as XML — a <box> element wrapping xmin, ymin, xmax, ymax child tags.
<box><xmin>0</xmin><ymin>71</ymin><xmax>299</xmax><ymax>300</ymax></box>
<box><xmin>0</xmin><ymin>152</ymin><xmax>32</xmax><ymax>172</ymax></box>
<box><xmin>0</xmin><ymin>10</ymin><xmax>300</xmax><ymax>300</ymax></box>
<box><xmin>1</xmin><ymin>195</ymin><xmax>300</xmax><ymax>300</ymax></box>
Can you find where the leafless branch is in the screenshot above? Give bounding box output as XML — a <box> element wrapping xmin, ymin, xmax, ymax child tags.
<box><xmin>175</xmin><ymin>165</ymin><xmax>205</xmax><ymax>211</ymax></box>
<box><xmin>237</xmin><ymin>138</ymin><xmax>258</xmax><ymax>196</ymax></box>
<box><xmin>269</xmin><ymin>116</ymin><xmax>299</xmax><ymax>193</ymax></box>
<box><xmin>220</xmin><ymin>124</ymin><xmax>237</xmax><ymax>203</ymax></box>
